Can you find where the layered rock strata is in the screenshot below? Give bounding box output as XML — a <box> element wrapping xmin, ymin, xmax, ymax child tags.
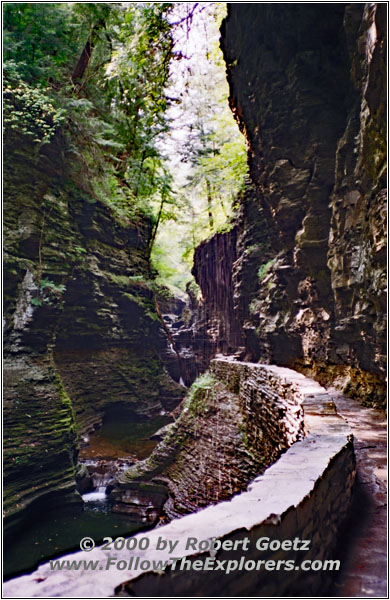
<box><xmin>3</xmin><ymin>132</ymin><xmax>184</xmax><ymax>532</ymax></box>
<box><xmin>192</xmin><ymin>228</ymin><xmax>244</xmax><ymax>366</ymax></box>
<box><xmin>113</xmin><ymin>358</ymin><xmax>305</xmax><ymax>520</ymax></box>
<box><xmin>211</xmin><ymin>3</ymin><xmax>387</xmax><ymax>406</ymax></box>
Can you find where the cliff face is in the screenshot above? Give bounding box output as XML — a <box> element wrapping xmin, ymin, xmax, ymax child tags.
<box><xmin>3</xmin><ymin>2</ymin><xmax>386</xmax><ymax>541</ymax></box>
<box><xmin>3</xmin><ymin>132</ymin><xmax>184</xmax><ymax>532</ymax></box>
<box><xmin>192</xmin><ymin>227</ymin><xmax>244</xmax><ymax>365</ymax></box>
<box><xmin>214</xmin><ymin>3</ymin><xmax>386</xmax><ymax>406</ymax></box>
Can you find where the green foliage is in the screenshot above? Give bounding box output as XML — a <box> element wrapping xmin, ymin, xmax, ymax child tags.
<box><xmin>73</xmin><ymin>245</ymin><xmax>87</xmax><ymax>256</ymax></box>
<box><xmin>3</xmin><ymin>2</ymin><xmax>177</xmax><ymax>222</ymax></box>
<box><xmin>154</xmin><ymin>3</ymin><xmax>248</xmax><ymax>289</ymax></box>
<box><xmin>3</xmin><ymin>72</ymin><xmax>66</xmax><ymax>143</ymax></box>
<box><xmin>30</xmin><ymin>298</ymin><xmax>42</xmax><ymax>307</ymax></box>
<box><xmin>186</xmin><ymin>372</ymin><xmax>217</xmax><ymax>416</ymax></box>
<box><xmin>98</xmin><ymin>3</ymin><xmax>176</xmax><ymax>212</ymax></box>
<box><xmin>151</xmin><ymin>230</ymin><xmax>193</xmax><ymax>294</ymax></box>
<box><xmin>177</xmin><ymin>4</ymin><xmax>247</xmax><ymax>229</ymax></box>
<box><xmin>3</xmin><ymin>3</ymin><xmax>79</xmax><ymax>83</ymax></box>
<box><xmin>181</xmin><ymin>102</ymin><xmax>248</xmax><ymax>232</ymax></box>
<box><xmin>4</xmin><ymin>2</ymin><xmax>247</xmax><ymax>291</ymax></box>
<box><xmin>40</xmin><ymin>278</ymin><xmax>66</xmax><ymax>296</ymax></box>
<box><xmin>30</xmin><ymin>278</ymin><xmax>66</xmax><ymax>307</ymax></box>
<box><xmin>257</xmin><ymin>258</ymin><xmax>275</xmax><ymax>280</ymax></box>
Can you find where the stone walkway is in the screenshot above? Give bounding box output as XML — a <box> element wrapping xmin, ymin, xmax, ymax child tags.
<box><xmin>3</xmin><ymin>363</ymin><xmax>355</xmax><ymax>598</ymax></box>
<box><xmin>2</xmin><ymin>371</ymin><xmax>386</xmax><ymax>598</ymax></box>
<box><xmin>330</xmin><ymin>391</ymin><xmax>387</xmax><ymax>597</ymax></box>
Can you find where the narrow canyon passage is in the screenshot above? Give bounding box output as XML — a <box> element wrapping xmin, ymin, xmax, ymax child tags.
<box><xmin>3</xmin><ymin>2</ymin><xmax>386</xmax><ymax>598</ymax></box>
<box><xmin>4</xmin><ymin>408</ymin><xmax>174</xmax><ymax>580</ymax></box>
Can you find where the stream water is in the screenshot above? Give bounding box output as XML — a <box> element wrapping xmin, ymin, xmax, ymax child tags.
<box><xmin>4</xmin><ymin>413</ymin><xmax>171</xmax><ymax>580</ymax></box>
<box><xmin>82</xmin><ymin>485</ymin><xmax>111</xmax><ymax>511</ymax></box>
<box><xmin>78</xmin><ymin>411</ymin><xmax>171</xmax><ymax>461</ymax></box>
<box><xmin>4</xmin><ymin>509</ymin><xmax>143</xmax><ymax>580</ymax></box>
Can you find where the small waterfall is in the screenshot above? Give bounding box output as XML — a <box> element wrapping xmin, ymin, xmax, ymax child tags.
<box><xmin>80</xmin><ymin>458</ymin><xmax>134</xmax><ymax>513</ymax></box>
<box><xmin>81</xmin><ymin>460</ymin><xmax>113</xmax><ymax>512</ymax></box>
<box><xmin>82</xmin><ymin>487</ymin><xmax>107</xmax><ymax>503</ymax></box>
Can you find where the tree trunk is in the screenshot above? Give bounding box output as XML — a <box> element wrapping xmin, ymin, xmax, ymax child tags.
<box><xmin>148</xmin><ymin>195</ymin><xmax>165</xmax><ymax>259</ymax></box>
<box><xmin>72</xmin><ymin>20</ymin><xmax>105</xmax><ymax>84</ymax></box>
<box><xmin>206</xmin><ymin>178</ymin><xmax>214</xmax><ymax>231</ymax></box>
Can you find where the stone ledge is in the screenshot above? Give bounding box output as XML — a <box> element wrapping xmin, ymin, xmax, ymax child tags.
<box><xmin>3</xmin><ymin>361</ymin><xmax>355</xmax><ymax>598</ymax></box>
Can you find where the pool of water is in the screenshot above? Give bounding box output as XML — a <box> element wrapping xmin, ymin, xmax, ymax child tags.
<box><xmin>5</xmin><ymin>411</ymin><xmax>171</xmax><ymax>580</ymax></box>
<box><xmin>4</xmin><ymin>507</ymin><xmax>149</xmax><ymax>580</ymax></box>
<box><xmin>79</xmin><ymin>411</ymin><xmax>172</xmax><ymax>461</ymax></box>
<box><xmin>4</xmin><ymin>406</ymin><xmax>172</xmax><ymax>579</ymax></box>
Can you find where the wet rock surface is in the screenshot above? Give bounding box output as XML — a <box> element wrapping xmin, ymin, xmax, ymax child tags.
<box><xmin>3</xmin><ymin>353</ymin><xmax>82</xmax><ymax>536</ymax></box>
<box><xmin>79</xmin><ymin>458</ymin><xmax>133</xmax><ymax>494</ymax></box>
<box><xmin>159</xmin><ymin>297</ymin><xmax>200</xmax><ymax>387</ymax></box>
<box><xmin>192</xmin><ymin>228</ymin><xmax>244</xmax><ymax>368</ymax></box>
<box><xmin>3</xmin><ymin>4</ymin><xmax>386</xmax><ymax>595</ymax></box>
<box><xmin>3</xmin><ymin>364</ymin><xmax>355</xmax><ymax>598</ymax></box>
<box><xmin>77</xmin><ymin>412</ymin><xmax>177</xmax><ymax>522</ymax></box>
<box><xmin>115</xmin><ymin>359</ymin><xmax>306</xmax><ymax>521</ymax></box>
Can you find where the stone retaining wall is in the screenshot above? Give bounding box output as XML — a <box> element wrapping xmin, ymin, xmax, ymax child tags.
<box><xmin>113</xmin><ymin>357</ymin><xmax>306</xmax><ymax>520</ymax></box>
<box><xmin>4</xmin><ymin>360</ymin><xmax>355</xmax><ymax>598</ymax></box>
<box><xmin>213</xmin><ymin>357</ymin><xmax>306</xmax><ymax>464</ymax></box>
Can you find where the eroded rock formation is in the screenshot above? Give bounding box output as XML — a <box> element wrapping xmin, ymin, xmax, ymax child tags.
<box><xmin>192</xmin><ymin>227</ymin><xmax>244</xmax><ymax>364</ymax></box>
<box><xmin>3</xmin><ymin>362</ymin><xmax>356</xmax><ymax>598</ymax></box>
<box><xmin>3</xmin><ymin>132</ymin><xmax>184</xmax><ymax>533</ymax></box>
<box><xmin>3</xmin><ymin>0</ymin><xmax>386</xmax><ymax>566</ymax></box>
<box><xmin>195</xmin><ymin>3</ymin><xmax>387</xmax><ymax>406</ymax></box>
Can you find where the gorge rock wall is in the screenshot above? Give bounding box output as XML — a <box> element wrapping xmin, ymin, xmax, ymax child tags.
<box><xmin>3</xmin><ymin>132</ymin><xmax>184</xmax><ymax>533</ymax></box>
<box><xmin>168</xmin><ymin>225</ymin><xmax>248</xmax><ymax>388</ymax></box>
<box><xmin>214</xmin><ymin>3</ymin><xmax>386</xmax><ymax>406</ymax></box>
<box><xmin>192</xmin><ymin>227</ymin><xmax>244</xmax><ymax>368</ymax></box>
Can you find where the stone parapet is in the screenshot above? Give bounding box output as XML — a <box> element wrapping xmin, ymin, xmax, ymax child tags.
<box><xmin>4</xmin><ymin>359</ymin><xmax>355</xmax><ymax>597</ymax></box>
